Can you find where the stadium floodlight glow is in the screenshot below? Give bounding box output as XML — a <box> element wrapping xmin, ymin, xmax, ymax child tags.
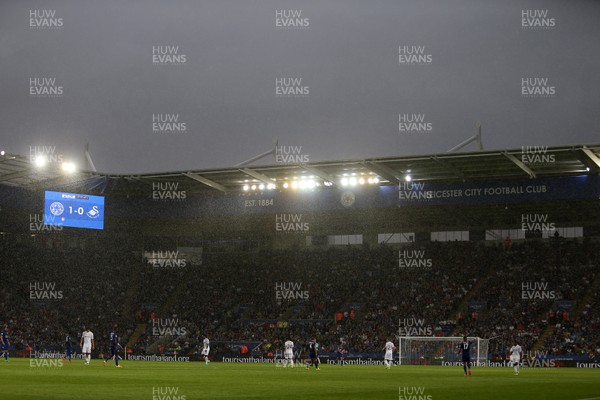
<box><xmin>298</xmin><ymin>180</ymin><xmax>306</xmax><ymax>189</ymax></box>
<box><xmin>349</xmin><ymin>177</ymin><xmax>357</xmax><ymax>186</ymax></box>
<box><xmin>291</xmin><ymin>181</ymin><xmax>298</xmax><ymax>189</ymax></box>
<box><xmin>358</xmin><ymin>178</ymin><xmax>365</xmax><ymax>185</ymax></box>
<box><xmin>0</xmin><ymin>150</ymin><xmax>5</xmax><ymax>156</ymax></box>
<box><xmin>259</xmin><ymin>184</ymin><xmax>265</xmax><ymax>190</ymax></box>
<box><xmin>267</xmin><ymin>183</ymin><xmax>276</xmax><ymax>190</ymax></box>
<box><xmin>61</xmin><ymin>162</ymin><xmax>76</xmax><ymax>174</ymax></box>
<box><xmin>586</xmin><ymin>167</ymin><xmax>591</xmax><ymax>172</ymax></box>
<box><xmin>340</xmin><ymin>178</ymin><xmax>349</xmax><ymax>186</ymax></box>
<box><xmin>324</xmin><ymin>181</ymin><xmax>333</xmax><ymax>187</ymax></box>
<box><xmin>373</xmin><ymin>177</ymin><xmax>379</xmax><ymax>184</ymax></box>
<box><xmin>34</xmin><ymin>155</ymin><xmax>47</xmax><ymax>168</ymax></box>
<box><xmin>283</xmin><ymin>182</ymin><xmax>289</xmax><ymax>189</ymax></box>
<box><xmin>405</xmin><ymin>174</ymin><xmax>412</xmax><ymax>182</ymax></box>
<box><xmin>243</xmin><ymin>185</ymin><xmax>249</xmax><ymax>191</ymax></box>
<box><xmin>251</xmin><ymin>184</ymin><xmax>257</xmax><ymax>190</ymax></box>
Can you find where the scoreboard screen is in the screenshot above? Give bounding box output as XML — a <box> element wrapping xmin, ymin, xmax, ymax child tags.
<box><xmin>44</xmin><ymin>191</ymin><xmax>105</xmax><ymax>230</ymax></box>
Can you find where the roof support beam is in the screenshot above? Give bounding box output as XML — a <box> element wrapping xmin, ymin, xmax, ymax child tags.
<box><xmin>503</xmin><ymin>151</ymin><xmax>536</xmax><ymax>179</ymax></box>
<box><xmin>88</xmin><ymin>176</ymin><xmax>109</xmax><ymax>191</ymax></box>
<box><xmin>581</xmin><ymin>146</ymin><xmax>600</xmax><ymax>169</ymax></box>
<box><xmin>0</xmin><ymin>169</ymin><xmax>35</xmax><ymax>182</ymax></box>
<box><xmin>431</xmin><ymin>156</ymin><xmax>466</xmax><ymax>181</ymax></box>
<box><xmin>301</xmin><ymin>164</ymin><xmax>337</xmax><ymax>186</ymax></box>
<box><xmin>0</xmin><ymin>154</ymin><xmax>18</xmax><ymax>164</ymax></box>
<box><xmin>235</xmin><ymin>139</ymin><xmax>278</xmax><ymax>167</ymax></box>
<box><xmin>184</xmin><ymin>172</ymin><xmax>227</xmax><ymax>193</ymax></box>
<box><xmin>239</xmin><ymin>168</ymin><xmax>275</xmax><ymax>185</ymax></box>
<box><xmin>125</xmin><ymin>176</ymin><xmax>153</xmax><ymax>187</ymax></box>
<box><xmin>361</xmin><ymin>161</ymin><xmax>402</xmax><ymax>183</ymax></box>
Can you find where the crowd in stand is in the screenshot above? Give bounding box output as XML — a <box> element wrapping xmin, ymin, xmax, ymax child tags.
<box><xmin>542</xmin><ymin>271</ymin><xmax>600</xmax><ymax>359</ymax></box>
<box><xmin>462</xmin><ymin>239</ymin><xmax>599</xmax><ymax>359</ymax></box>
<box><xmin>1</xmin><ymin>233</ymin><xmax>599</xmax><ymax>362</ymax></box>
<box><xmin>0</xmin><ymin>236</ymin><xmax>136</xmax><ymax>354</ymax></box>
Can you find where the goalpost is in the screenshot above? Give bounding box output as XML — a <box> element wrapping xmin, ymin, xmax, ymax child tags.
<box><xmin>398</xmin><ymin>336</ymin><xmax>490</xmax><ymax>366</ymax></box>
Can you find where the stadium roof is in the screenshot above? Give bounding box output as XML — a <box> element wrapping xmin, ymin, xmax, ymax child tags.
<box><xmin>1</xmin><ymin>144</ymin><xmax>600</xmax><ymax>196</ymax></box>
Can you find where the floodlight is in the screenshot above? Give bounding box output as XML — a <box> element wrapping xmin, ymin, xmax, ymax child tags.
<box><xmin>62</xmin><ymin>162</ymin><xmax>76</xmax><ymax>173</ymax></box>
<box><xmin>34</xmin><ymin>155</ymin><xmax>47</xmax><ymax>168</ymax></box>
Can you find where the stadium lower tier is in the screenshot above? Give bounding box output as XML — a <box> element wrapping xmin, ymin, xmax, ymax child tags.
<box><xmin>1</xmin><ymin>236</ymin><xmax>599</xmax><ymax>363</ymax></box>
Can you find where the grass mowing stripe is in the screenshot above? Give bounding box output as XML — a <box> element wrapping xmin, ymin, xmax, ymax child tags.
<box><xmin>1</xmin><ymin>359</ymin><xmax>598</xmax><ymax>400</ymax></box>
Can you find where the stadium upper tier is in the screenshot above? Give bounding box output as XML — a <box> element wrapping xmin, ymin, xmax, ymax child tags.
<box><xmin>1</xmin><ymin>144</ymin><xmax>599</xmax><ymax>195</ymax></box>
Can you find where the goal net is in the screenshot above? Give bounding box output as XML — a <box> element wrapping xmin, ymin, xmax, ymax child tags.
<box><xmin>398</xmin><ymin>336</ymin><xmax>489</xmax><ymax>366</ymax></box>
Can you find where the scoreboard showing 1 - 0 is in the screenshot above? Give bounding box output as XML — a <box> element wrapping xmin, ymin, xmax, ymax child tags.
<box><xmin>44</xmin><ymin>191</ymin><xmax>105</xmax><ymax>230</ymax></box>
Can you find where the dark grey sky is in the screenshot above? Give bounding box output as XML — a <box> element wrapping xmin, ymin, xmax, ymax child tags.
<box><xmin>1</xmin><ymin>0</ymin><xmax>599</xmax><ymax>174</ymax></box>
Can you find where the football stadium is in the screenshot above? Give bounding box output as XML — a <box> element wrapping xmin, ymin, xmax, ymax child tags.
<box><xmin>2</xmin><ymin>1</ymin><xmax>600</xmax><ymax>399</ymax></box>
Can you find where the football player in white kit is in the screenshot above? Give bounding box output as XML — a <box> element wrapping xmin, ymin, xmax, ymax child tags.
<box><xmin>201</xmin><ymin>337</ymin><xmax>210</xmax><ymax>366</ymax></box>
<box><xmin>383</xmin><ymin>338</ymin><xmax>396</xmax><ymax>369</ymax></box>
<box><xmin>283</xmin><ymin>339</ymin><xmax>294</xmax><ymax>368</ymax></box>
<box><xmin>509</xmin><ymin>342</ymin><xmax>523</xmax><ymax>375</ymax></box>
<box><xmin>80</xmin><ymin>327</ymin><xmax>94</xmax><ymax>365</ymax></box>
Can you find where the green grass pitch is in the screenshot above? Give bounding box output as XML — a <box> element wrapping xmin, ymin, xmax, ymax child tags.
<box><xmin>1</xmin><ymin>359</ymin><xmax>599</xmax><ymax>399</ymax></box>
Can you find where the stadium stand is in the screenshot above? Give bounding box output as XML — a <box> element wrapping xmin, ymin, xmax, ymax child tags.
<box><xmin>1</xmin><ymin>234</ymin><xmax>598</xmax><ymax>362</ymax></box>
<box><xmin>1</xmin><ymin>146</ymin><xmax>599</xmax><ymax>364</ymax></box>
